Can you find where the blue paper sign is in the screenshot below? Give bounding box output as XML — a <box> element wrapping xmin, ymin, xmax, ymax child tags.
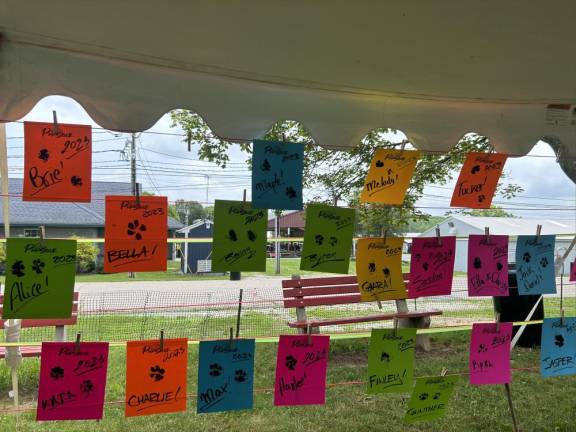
<box><xmin>251</xmin><ymin>140</ymin><xmax>304</xmax><ymax>210</ymax></box>
<box><xmin>197</xmin><ymin>339</ymin><xmax>255</xmax><ymax>413</ymax></box>
<box><xmin>515</xmin><ymin>234</ymin><xmax>556</xmax><ymax>295</ymax></box>
<box><xmin>540</xmin><ymin>317</ymin><xmax>576</xmax><ymax>377</ymax></box>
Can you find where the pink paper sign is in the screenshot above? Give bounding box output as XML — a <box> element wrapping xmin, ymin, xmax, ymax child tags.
<box><xmin>408</xmin><ymin>236</ymin><xmax>456</xmax><ymax>298</ymax></box>
<box><xmin>467</xmin><ymin>234</ymin><xmax>509</xmax><ymax>297</ymax></box>
<box><xmin>469</xmin><ymin>323</ymin><xmax>512</xmax><ymax>385</ymax></box>
<box><xmin>274</xmin><ymin>335</ymin><xmax>330</xmax><ymax>406</ymax></box>
<box><xmin>570</xmin><ymin>261</ymin><xmax>576</xmax><ymax>282</ymax></box>
<box><xmin>37</xmin><ymin>342</ymin><xmax>109</xmax><ymax>421</ymax></box>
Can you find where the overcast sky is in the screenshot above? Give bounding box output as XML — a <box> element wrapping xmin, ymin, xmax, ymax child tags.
<box><xmin>4</xmin><ymin>95</ymin><xmax>575</xmax><ymax>220</ymax></box>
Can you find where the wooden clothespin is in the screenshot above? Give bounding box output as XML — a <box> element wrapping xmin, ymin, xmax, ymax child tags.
<box><xmin>135</xmin><ymin>183</ymin><xmax>141</xmax><ymax>207</ymax></box>
<box><xmin>159</xmin><ymin>329</ymin><xmax>164</xmax><ymax>351</ymax></box>
<box><xmin>495</xmin><ymin>312</ymin><xmax>501</xmax><ymax>332</ymax></box>
<box><xmin>535</xmin><ymin>224</ymin><xmax>542</xmax><ymax>243</ymax></box>
<box><xmin>235</xmin><ymin>289</ymin><xmax>243</xmax><ymax>338</ymax></box>
<box><xmin>52</xmin><ymin>110</ymin><xmax>59</xmax><ymax>134</ymax></box>
<box><xmin>441</xmin><ymin>367</ymin><xmax>447</xmax><ymax>377</ymax></box>
<box><xmin>39</xmin><ymin>225</ymin><xmax>46</xmax><ymax>247</ymax></box>
<box><xmin>229</xmin><ymin>327</ymin><xmax>235</xmax><ymax>349</ymax></box>
<box><xmin>560</xmin><ymin>309</ymin><xmax>565</xmax><ymax>327</ymax></box>
<box><xmin>435</xmin><ymin>225</ymin><xmax>442</xmax><ymax>246</ymax></box>
<box><xmin>74</xmin><ymin>332</ymin><xmax>81</xmax><ymax>354</ymax></box>
<box><xmin>484</xmin><ymin>227</ymin><xmax>490</xmax><ymax>244</ymax></box>
<box><xmin>307</xmin><ymin>324</ymin><xmax>313</xmax><ymax>345</ymax></box>
<box><xmin>382</xmin><ymin>229</ymin><xmax>388</xmax><ymax>244</ymax></box>
<box><xmin>281</xmin><ymin>133</ymin><xmax>287</xmax><ymax>142</ymax></box>
<box><xmin>373</xmin><ymin>293</ymin><xmax>382</xmax><ymax>310</ymax></box>
<box><xmin>399</xmin><ymin>140</ymin><xmax>407</xmax><ymax>155</ymax></box>
<box><xmin>186</xmin><ymin>130</ymin><xmax>192</xmax><ymax>152</ymax></box>
<box><xmin>242</xmin><ymin>189</ymin><xmax>247</xmax><ymax>204</ymax></box>
<box><xmin>393</xmin><ymin>317</ymin><xmax>399</xmax><ymax>336</ymax></box>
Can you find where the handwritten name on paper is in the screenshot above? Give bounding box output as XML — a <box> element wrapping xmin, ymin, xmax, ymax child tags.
<box><xmin>404</xmin><ymin>375</ymin><xmax>458</xmax><ymax>423</ymax></box>
<box><xmin>516</xmin><ymin>235</ymin><xmax>556</xmax><ymax>295</ymax></box>
<box><xmin>274</xmin><ymin>335</ymin><xmax>330</xmax><ymax>406</ymax></box>
<box><xmin>2</xmin><ymin>238</ymin><xmax>76</xmax><ymax>319</ymax></box>
<box><xmin>300</xmin><ymin>204</ymin><xmax>355</xmax><ymax>274</ymax></box>
<box><xmin>104</xmin><ymin>196</ymin><xmax>168</xmax><ymax>273</ymax></box>
<box><xmin>357</xmin><ymin>237</ymin><xmax>407</xmax><ymax>302</ymax></box>
<box><xmin>540</xmin><ymin>317</ymin><xmax>576</xmax><ymax>377</ymax></box>
<box><xmin>469</xmin><ymin>323</ymin><xmax>512</xmax><ymax>385</ymax></box>
<box><xmin>36</xmin><ymin>342</ymin><xmax>109</xmax><ymax>421</ymax></box>
<box><xmin>408</xmin><ymin>236</ymin><xmax>456</xmax><ymax>298</ymax></box>
<box><xmin>211</xmin><ymin>200</ymin><xmax>267</xmax><ymax>272</ymax></box>
<box><xmin>125</xmin><ymin>338</ymin><xmax>188</xmax><ymax>417</ymax></box>
<box><xmin>252</xmin><ymin>140</ymin><xmax>304</xmax><ymax>210</ymax></box>
<box><xmin>467</xmin><ymin>235</ymin><xmax>509</xmax><ymax>297</ymax></box>
<box><xmin>367</xmin><ymin>329</ymin><xmax>416</xmax><ymax>394</ymax></box>
<box><xmin>23</xmin><ymin>122</ymin><xmax>92</xmax><ymax>202</ymax></box>
<box><xmin>197</xmin><ymin>339</ymin><xmax>255</xmax><ymax>413</ymax></box>
<box><xmin>360</xmin><ymin>149</ymin><xmax>420</xmax><ymax>204</ymax></box>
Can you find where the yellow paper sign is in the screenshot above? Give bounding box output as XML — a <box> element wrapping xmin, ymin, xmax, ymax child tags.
<box><xmin>357</xmin><ymin>237</ymin><xmax>407</xmax><ymax>302</ymax></box>
<box><xmin>360</xmin><ymin>149</ymin><xmax>420</xmax><ymax>204</ymax></box>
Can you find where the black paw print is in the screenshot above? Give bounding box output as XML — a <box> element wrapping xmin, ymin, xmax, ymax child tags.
<box><xmin>328</xmin><ymin>236</ymin><xmax>338</xmax><ymax>247</ymax></box>
<box><xmin>473</xmin><ymin>257</ymin><xmax>482</xmax><ymax>269</ymax></box>
<box><xmin>32</xmin><ymin>259</ymin><xmax>45</xmax><ymax>274</ymax></box>
<box><xmin>247</xmin><ymin>230</ymin><xmax>257</xmax><ymax>242</ymax></box>
<box><xmin>478</xmin><ymin>343</ymin><xmax>488</xmax><ymax>353</ymax></box>
<box><xmin>38</xmin><ymin>149</ymin><xmax>50</xmax><ymax>162</ymax></box>
<box><xmin>432</xmin><ymin>392</ymin><xmax>441</xmax><ymax>400</ymax></box>
<box><xmin>261</xmin><ymin>159</ymin><xmax>271</xmax><ymax>172</ymax></box>
<box><xmin>383</xmin><ymin>268</ymin><xmax>390</xmax><ymax>278</ymax></box>
<box><xmin>419</xmin><ymin>393</ymin><xmax>429</xmax><ymax>401</ymax></box>
<box><xmin>50</xmin><ymin>366</ymin><xmax>64</xmax><ymax>380</ymax></box>
<box><xmin>375</xmin><ymin>160</ymin><xmax>384</xmax><ymax>168</ymax></box>
<box><xmin>478</xmin><ymin>195</ymin><xmax>486</xmax><ymax>203</ymax></box>
<box><xmin>228</xmin><ymin>229</ymin><xmax>238</xmax><ymax>242</ymax></box>
<box><xmin>234</xmin><ymin>369</ymin><xmax>248</xmax><ymax>383</ymax></box>
<box><xmin>70</xmin><ymin>176</ymin><xmax>83</xmax><ymax>187</ymax></box>
<box><xmin>523</xmin><ymin>252</ymin><xmax>531</xmax><ymax>263</ymax></box>
<box><xmin>380</xmin><ymin>352</ymin><xmax>390</xmax><ymax>363</ymax></box>
<box><xmin>540</xmin><ymin>257</ymin><xmax>549</xmax><ymax>268</ymax></box>
<box><xmin>285</xmin><ymin>355</ymin><xmax>297</xmax><ymax>371</ymax></box>
<box><xmin>554</xmin><ymin>334</ymin><xmax>564</xmax><ymax>348</ymax></box>
<box><xmin>471</xmin><ymin>165</ymin><xmax>481</xmax><ymax>174</ymax></box>
<box><xmin>285</xmin><ymin>186</ymin><xmax>297</xmax><ymax>199</ymax></box>
<box><xmin>387</xmin><ymin>168</ymin><xmax>393</xmax><ymax>176</ymax></box>
<box><xmin>11</xmin><ymin>260</ymin><xmax>25</xmax><ymax>277</ymax></box>
<box><xmin>127</xmin><ymin>220</ymin><xmax>146</xmax><ymax>240</ymax></box>
<box><xmin>150</xmin><ymin>365</ymin><xmax>165</xmax><ymax>381</ymax></box>
<box><xmin>79</xmin><ymin>379</ymin><xmax>94</xmax><ymax>397</ymax></box>
<box><xmin>314</xmin><ymin>234</ymin><xmax>324</xmax><ymax>245</ymax></box>
<box><xmin>368</xmin><ymin>262</ymin><xmax>376</xmax><ymax>273</ymax></box>
<box><xmin>422</xmin><ymin>262</ymin><xmax>429</xmax><ymax>271</ymax></box>
<box><xmin>209</xmin><ymin>363</ymin><xmax>223</xmax><ymax>377</ymax></box>
<box><xmin>496</xmin><ymin>262</ymin><xmax>503</xmax><ymax>271</ymax></box>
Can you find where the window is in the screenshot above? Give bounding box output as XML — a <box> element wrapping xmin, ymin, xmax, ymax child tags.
<box><xmin>24</xmin><ymin>229</ymin><xmax>40</xmax><ymax>238</ymax></box>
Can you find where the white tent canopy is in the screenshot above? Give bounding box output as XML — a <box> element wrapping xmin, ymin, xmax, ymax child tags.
<box><xmin>1</xmin><ymin>1</ymin><xmax>575</xmax><ymax>179</ymax></box>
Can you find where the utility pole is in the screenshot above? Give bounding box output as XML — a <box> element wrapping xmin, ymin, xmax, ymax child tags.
<box><xmin>129</xmin><ymin>133</ymin><xmax>137</xmax><ymax>279</ymax></box>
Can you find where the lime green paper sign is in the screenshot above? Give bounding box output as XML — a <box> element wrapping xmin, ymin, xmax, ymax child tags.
<box><xmin>300</xmin><ymin>204</ymin><xmax>355</xmax><ymax>274</ymax></box>
<box><xmin>404</xmin><ymin>375</ymin><xmax>458</xmax><ymax>424</ymax></box>
<box><xmin>212</xmin><ymin>200</ymin><xmax>267</xmax><ymax>272</ymax></box>
<box><xmin>367</xmin><ymin>328</ymin><xmax>416</xmax><ymax>394</ymax></box>
<box><xmin>2</xmin><ymin>238</ymin><xmax>77</xmax><ymax>319</ymax></box>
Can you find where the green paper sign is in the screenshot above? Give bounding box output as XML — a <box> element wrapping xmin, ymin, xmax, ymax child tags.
<box><xmin>300</xmin><ymin>204</ymin><xmax>355</xmax><ymax>274</ymax></box>
<box><xmin>404</xmin><ymin>375</ymin><xmax>458</xmax><ymax>423</ymax></box>
<box><xmin>2</xmin><ymin>238</ymin><xmax>77</xmax><ymax>319</ymax></box>
<box><xmin>212</xmin><ymin>200</ymin><xmax>267</xmax><ymax>272</ymax></box>
<box><xmin>367</xmin><ymin>328</ymin><xmax>416</xmax><ymax>394</ymax></box>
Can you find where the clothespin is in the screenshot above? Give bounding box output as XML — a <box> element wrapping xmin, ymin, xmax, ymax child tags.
<box><xmin>435</xmin><ymin>225</ymin><xmax>442</xmax><ymax>246</ymax></box>
<box><xmin>159</xmin><ymin>329</ymin><xmax>164</xmax><ymax>351</ymax></box>
<box><xmin>242</xmin><ymin>189</ymin><xmax>247</xmax><ymax>204</ymax></box>
<box><xmin>307</xmin><ymin>324</ymin><xmax>313</xmax><ymax>345</ymax></box>
<box><xmin>484</xmin><ymin>227</ymin><xmax>490</xmax><ymax>244</ymax></box>
<box><xmin>38</xmin><ymin>225</ymin><xmax>46</xmax><ymax>245</ymax></box>
<box><xmin>560</xmin><ymin>309</ymin><xmax>565</xmax><ymax>327</ymax></box>
<box><xmin>235</xmin><ymin>289</ymin><xmax>243</xmax><ymax>338</ymax></box>
<box><xmin>74</xmin><ymin>333</ymin><xmax>81</xmax><ymax>354</ymax></box>
<box><xmin>383</xmin><ymin>229</ymin><xmax>388</xmax><ymax>244</ymax></box>
<box><xmin>535</xmin><ymin>224</ymin><xmax>542</xmax><ymax>243</ymax></box>
<box><xmin>52</xmin><ymin>110</ymin><xmax>59</xmax><ymax>134</ymax></box>
<box><xmin>495</xmin><ymin>312</ymin><xmax>501</xmax><ymax>332</ymax></box>
<box><xmin>186</xmin><ymin>130</ymin><xmax>192</xmax><ymax>152</ymax></box>
<box><xmin>399</xmin><ymin>141</ymin><xmax>407</xmax><ymax>156</ymax></box>
<box><xmin>281</xmin><ymin>133</ymin><xmax>287</xmax><ymax>142</ymax></box>
<box><xmin>374</xmin><ymin>293</ymin><xmax>382</xmax><ymax>310</ymax></box>
<box><xmin>393</xmin><ymin>317</ymin><xmax>399</xmax><ymax>336</ymax></box>
<box><xmin>135</xmin><ymin>183</ymin><xmax>141</xmax><ymax>207</ymax></box>
<box><xmin>229</xmin><ymin>327</ymin><xmax>235</xmax><ymax>349</ymax></box>
<box><xmin>441</xmin><ymin>367</ymin><xmax>447</xmax><ymax>377</ymax></box>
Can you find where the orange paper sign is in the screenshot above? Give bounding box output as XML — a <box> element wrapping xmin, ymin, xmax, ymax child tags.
<box><xmin>104</xmin><ymin>196</ymin><xmax>168</xmax><ymax>273</ymax></box>
<box><xmin>23</xmin><ymin>121</ymin><xmax>92</xmax><ymax>202</ymax></box>
<box><xmin>450</xmin><ymin>152</ymin><xmax>508</xmax><ymax>208</ymax></box>
<box><xmin>125</xmin><ymin>338</ymin><xmax>188</xmax><ymax>417</ymax></box>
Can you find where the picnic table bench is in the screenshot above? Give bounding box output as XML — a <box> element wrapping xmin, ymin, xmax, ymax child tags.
<box><xmin>282</xmin><ymin>275</ymin><xmax>441</xmax><ymax>350</ymax></box>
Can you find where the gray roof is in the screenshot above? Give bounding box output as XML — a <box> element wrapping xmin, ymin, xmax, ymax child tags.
<box><xmin>1</xmin><ymin>178</ymin><xmax>183</xmax><ymax>230</ymax></box>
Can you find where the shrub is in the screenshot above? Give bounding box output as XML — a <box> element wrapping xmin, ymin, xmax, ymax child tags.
<box><xmin>70</xmin><ymin>236</ymin><xmax>98</xmax><ymax>273</ymax></box>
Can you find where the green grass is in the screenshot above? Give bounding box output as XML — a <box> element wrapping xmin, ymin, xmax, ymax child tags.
<box><xmin>1</xmin><ymin>333</ymin><xmax>575</xmax><ymax>431</ymax></box>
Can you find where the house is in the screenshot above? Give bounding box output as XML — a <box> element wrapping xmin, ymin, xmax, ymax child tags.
<box><xmin>267</xmin><ymin>210</ymin><xmax>305</xmax><ymax>257</ymax></box>
<box><xmin>419</xmin><ymin>216</ymin><xmax>576</xmax><ymax>274</ymax></box>
<box><xmin>176</xmin><ymin>219</ymin><xmax>214</xmax><ymax>274</ymax></box>
<box><xmin>0</xmin><ymin>178</ymin><xmax>183</xmax><ymax>264</ymax></box>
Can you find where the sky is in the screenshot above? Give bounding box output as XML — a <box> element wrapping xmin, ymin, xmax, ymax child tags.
<box><xmin>4</xmin><ymin>95</ymin><xmax>575</xmax><ymax>220</ymax></box>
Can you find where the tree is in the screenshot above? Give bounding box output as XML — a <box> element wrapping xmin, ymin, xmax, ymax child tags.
<box><xmin>453</xmin><ymin>205</ymin><xmax>518</xmax><ymax>218</ymax></box>
<box><xmin>170</xmin><ymin>112</ymin><xmax>523</xmax><ymax>234</ymax></box>
<box><xmin>170</xmin><ymin>199</ymin><xmax>208</xmax><ymax>226</ymax></box>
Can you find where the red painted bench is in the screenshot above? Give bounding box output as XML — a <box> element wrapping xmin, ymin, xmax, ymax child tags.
<box><xmin>0</xmin><ymin>292</ymin><xmax>80</xmax><ymax>358</ymax></box>
<box><xmin>282</xmin><ymin>275</ymin><xmax>441</xmax><ymax>350</ymax></box>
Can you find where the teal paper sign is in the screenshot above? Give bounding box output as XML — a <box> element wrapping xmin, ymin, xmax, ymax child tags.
<box><xmin>252</xmin><ymin>140</ymin><xmax>304</xmax><ymax>210</ymax></box>
<box><xmin>212</xmin><ymin>200</ymin><xmax>267</xmax><ymax>272</ymax></box>
<box><xmin>2</xmin><ymin>238</ymin><xmax>76</xmax><ymax>318</ymax></box>
<box><xmin>516</xmin><ymin>234</ymin><xmax>556</xmax><ymax>295</ymax></box>
<box><xmin>540</xmin><ymin>317</ymin><xmax>576</xmax><ymax>377</ymax></box>
<box><xmin>300</xmin><ymin>204</ymin><xmax>355</xmax><ymax>274</ymax></box>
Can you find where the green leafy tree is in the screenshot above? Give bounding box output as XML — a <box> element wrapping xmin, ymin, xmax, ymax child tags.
<box><xmin>170</xmin><ymin>112</ymin><xmax>523</xmax><ymax>234</ymax></box>
<box><xmin>452</xmin><ymin>205</ymin><xmax>518</xmax><ymax>218</ymax></box>
<box><xmin>170</xmin><ymin>199</ymin><xmax>207</xmax><ymax>226</ymax></box>
<box><xmin>70</xmin><ymin>236</ymin><xmax>99</xmax><ymax>273</ymax></box>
